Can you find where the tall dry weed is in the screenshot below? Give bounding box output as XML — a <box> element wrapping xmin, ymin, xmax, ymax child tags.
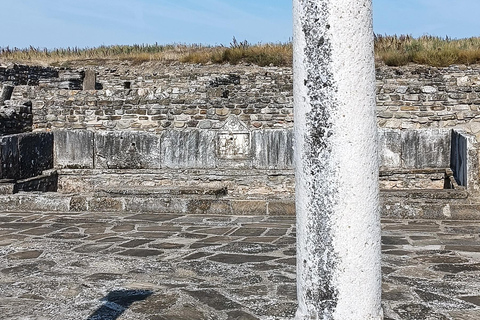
<box><xmin>1</xmin><ymin>36</ymin><xmax>479</xmax><ymax>67</ymax></box>
<box><xmin>375</xmin><ymin>34</ymin><xmax>480</xmax><ymax>66</ymax></box>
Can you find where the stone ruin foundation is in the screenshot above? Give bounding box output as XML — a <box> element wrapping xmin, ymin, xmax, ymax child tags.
<box><xmin>1</xmin><ymin>15</ymin><xmax>480</xmax><ymax>320</ymax></box>
<box><xmin>1</xmin><ymin>37</ymin><xmax>480</xmax><ymax>320</ymax></box>
<box><xmin>0</xmin><ymin>124</ymin><xmax>477</xmax><ymax>220</ymax></box>
<box><xmin>0</xmin><ymin>60</ymin><xmax>479</xmax><ymax>219</ymax></box>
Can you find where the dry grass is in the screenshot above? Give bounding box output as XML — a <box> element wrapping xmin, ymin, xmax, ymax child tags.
<box><xmin>375</xmin><ymin>35</ymin><xmax>480</xmax><ymax>67</ymax></box>
<box><xmin>0</xmin><ymin>44</ymin><xmax>197</xmax><ymax>66</ymax></box>
<box><xmin>1</xmin><ymin>36</ymin><xmax>480</xmax><ymax>67</ymax></box>
<box><xmin>0</xmin><ymin>38</ymin><xmax>293</xmax><ymax>67</ymax></box>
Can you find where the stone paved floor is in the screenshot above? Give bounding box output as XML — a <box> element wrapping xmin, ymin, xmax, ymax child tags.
<box><xmin>0</xmin><ymin>212</ymin><xmax>479</xmax><ymax>320</ymax></box>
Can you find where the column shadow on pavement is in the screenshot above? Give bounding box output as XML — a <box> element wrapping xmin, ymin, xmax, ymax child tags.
<box><xmin>87</xmin><ymin>289</ymin><xmax>153</xmax><ymax>320</ymax></box>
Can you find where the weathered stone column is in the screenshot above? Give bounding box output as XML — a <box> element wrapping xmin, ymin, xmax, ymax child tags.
<box><xmin>293</xmin><ymin>0</ymin><xmax>382</xmax><ymax>319</ymax></box>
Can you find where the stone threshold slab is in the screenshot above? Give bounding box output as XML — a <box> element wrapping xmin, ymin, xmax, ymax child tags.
<box><xmin>0</xmin><ymin>193</ymin><xmax>295</xmax><ymax>216</ymax></box>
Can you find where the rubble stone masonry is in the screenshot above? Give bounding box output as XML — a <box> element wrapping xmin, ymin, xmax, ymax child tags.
<box><xmin>376</xmin><ymin>65</ymin><xmax>480</xmax><ymax>138</ymax></box>
<box><xmin>29</xmin><ymin>62</ymin><xmax>294</xmax><ymax>132</ymax></box>
<box><xmin>1</xmin><ymin>62</ymin><xmax>480</xmax><ymax>137</ymax></box>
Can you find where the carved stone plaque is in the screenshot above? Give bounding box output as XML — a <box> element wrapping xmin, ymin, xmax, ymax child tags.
<box><xmin>216</xmin><ymin>115</ymin><xmax>250</xmax><ymax>160</ymax></box>
<box><xmin>217</xmin><ymin>132</ymin><xmax>250</xmax><ymax>159</ymax></box>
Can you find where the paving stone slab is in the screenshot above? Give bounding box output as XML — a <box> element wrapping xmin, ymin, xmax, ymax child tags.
<box><xmin>0</xmin><ymin>213</ymin><xmax>479</xmax><ymax>319</ymax></box>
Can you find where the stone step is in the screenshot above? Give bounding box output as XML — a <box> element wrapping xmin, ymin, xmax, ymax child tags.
<box><xmin>55</xmin><ymin>168</ymin><xmax>295</xmax><ymax>200</ymax></box>
<box><xmin>0</xmin><ymin>192</ymin><xmax>295</xmax><ymax>216</ymax></box>
<box><xmin>96</xmin><ymin>185</ymin><xmax>228</xmax><ymax>197</ymax></box>
<box><xmin>1</xmin><ymin>190</ymin><xmax>479</xmax><ymax>219</ymax></box>
<box><xmin>0</xmin><ymin>171</ymin><xmax>57</xmax><ymax>194</ymax></box>
<box><xmin>1</xmin><ymin>191</ymin><xmax>480</xmax><ymax>219</ymax></box>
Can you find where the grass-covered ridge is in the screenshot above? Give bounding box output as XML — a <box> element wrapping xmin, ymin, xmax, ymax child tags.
<box><xmin>0</xmin><ymin>38</ymin><xmax>293</xmax><ymax>67</ymax></box>
<box><xmin>374</xmin><ymin>35</ymin><xmax>480</xmax><ymax>67</ymax></box>
<box><xmin>1</xmin><ymin>36</ymin><xmax>480</xmax><ymax>67</ymax></box>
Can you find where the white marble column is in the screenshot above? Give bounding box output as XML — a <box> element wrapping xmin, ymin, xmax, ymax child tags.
<box><xmin>293</xmin><ymin>0</ymin><xmax>383</xmax><ymax>319</ymax></box>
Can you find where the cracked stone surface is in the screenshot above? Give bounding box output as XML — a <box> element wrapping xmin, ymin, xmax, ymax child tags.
<box><xmin>0</xmin><ymin>213</ymin><xmax>479</xmax><ymax>319</ymax></box>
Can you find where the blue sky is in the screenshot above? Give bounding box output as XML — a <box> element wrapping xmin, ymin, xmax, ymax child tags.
<box><xmin>1</xmin><ymin>0</ymin><xmax>479</xmax><ymax>49</ymax></box>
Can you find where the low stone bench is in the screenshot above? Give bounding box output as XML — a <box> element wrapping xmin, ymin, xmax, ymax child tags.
<box><xmin>0</xmin><ymin>170</ymin><xmax>57</xmax><ymax>194</ymax></box>
<box><xmin>379</xmin><ymin>168</ymin><xmax>462</xmax><ymax>190</ymax></box>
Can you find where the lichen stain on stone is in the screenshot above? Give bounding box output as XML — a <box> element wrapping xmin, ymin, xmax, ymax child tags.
<box><xmin>299</xmin><ymin>0</ymin><xmax>340</xmax><ymax>316</ymax></box>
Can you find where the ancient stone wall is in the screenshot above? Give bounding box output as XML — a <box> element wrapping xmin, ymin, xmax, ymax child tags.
<box><xmin>2</xmin><ymin>62</ymin><xmax>480</xmax><ymax>136</ymax></box>
<box><xmin>29</xmin><ymin>63</ymin><xmax>294</xmax><ymax>132</ymax></box>
<box><xmin>376</xmin><ymin>65</ymin><xmax>480</xmax><ymax>137</ymax></box>
<box><xmin>0</xmin><ymin>64</ymin><xmax>59</xmax><ymax>86</ymax></box>
<box><xmin>0</xmin><ymin>101</ymin><xmax>33</xmax><ymax>135</ymax></box>
<box><xmin>0</xmin><ymin>63</ymin><xmax>83</xmax><ymax>135</ymax></box>
<box><xmin>1</xmin><ymin>63</ymin><xmax>480</xmax><ymax>219</ymax></box>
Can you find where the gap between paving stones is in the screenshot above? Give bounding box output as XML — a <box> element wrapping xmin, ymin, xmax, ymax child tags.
<box><xmin>0</xmin><ymin>212</ymin><xmax>479</xmax><ymax>319</ymax></box>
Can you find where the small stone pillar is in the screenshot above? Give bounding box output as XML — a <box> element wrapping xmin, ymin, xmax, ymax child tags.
<box><xmin>83</xmin><ymin>69</ymin><xmax>96</xmax><ymax>90</ymax></box>
<box><xmin>293</xmin><ymin>0</ymin><xmax>382</xmax><ymax>319</ymax></box>
<box><xmin>0</xmin><ymin>85</ymin><xmax>14</xmax><ymax>105</ymax></box>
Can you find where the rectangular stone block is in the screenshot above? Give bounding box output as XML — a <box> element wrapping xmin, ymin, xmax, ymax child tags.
<box><xmin>57</xmin><ymin>175</ymin><xmax>91</xmax><ymax>193</ymax></box>
<box><xmin>379</xmin><ymin>129</ymin><xmax>451</xmax><ymax>170</ymax></box>
<box><xmin>449</xmin><ymin>205</ymin><xmax>480</xmax><ymax>220</ymax></box>
<box><xmin>380</xmin><ymin>199</ymin><xmax>419</xmax><ymax>219</ymax></box>
<box><xmin>83</xmin><ymin>69</ymin><xmax>96</xmax><ymax>90</ymax></box>
<box><xmin>17</xmin><ymin>132</ymin><xmax>54</xmax><ymax>179</ymax></box>
<box><xmin>15</xmin><ymin>171</ymin><xmax>58</xmax><ymax>192</ymax></box>
<box><xmin>268</xmin><ymin>200</ymin><xmax>295</xmax><ymax>215</ymax></box>
<box><xmin>420</xmin><ymin>204</ymin><xmax>449</xmax><ymax>219</ymax></box>
<box><xmin>160</xmin><ymin>130</ymin><xmax>216</xmax><ymax>169</ymax></box>
<box><xmin>401</xmin><ymin>129</ymin><xmax>450</xmax><ymax>169</ymax></box>
<box><xmin>217</xmin><ymin>132</ymin><xmax>250</xmax><ymax>160</ymax></box>
<box><xmin>0</xmin><ymin>194</ymin><xmax>70</xmax><ymax>212</ymax></box>
<box><xmin>123</xmin><ymin>197</ymin><xmax>187</xmax><ymax>213</ymax></box>
<box><xmin>0</xmin><ymin>85</ymin><xmax>14</xmax><ymax>104</ymax></box>
<box><xmin>231</xmin><ymin>200</ymin><xmax>267</xmax><ymax>215</ymax></box>
<box><xmin>450</xmin><ymin>130</ymin><xmax>468</xmax><ymax>187</ymax></box>
<box><xmin>54</xmin><ymin>130</ymin><xmax>94</xmax><ymax>169</ymax></box>
<box><xmin>378</xmin><ymin>129</ymin><xmax>402</xmax><ymax>169</ymax></box>
<box><xmin>0</xmin><ymin>135</ymin><xmax>19</xmax><ymax>179</ymax></box>
<box><xmin>186</xmin><ymin>199</ymin><xmax>232</xmax><ymax>215</ymax></box>
<box><xmin>70</xmin><ymin>196</ymin><xmax>88</xmax><ymax>211</ymax></box>
<box><xmin>252</xmin><ymin>129</ymin><xmax>294</xmax><ymax>169</ymax></box>
<box><xmin>28</xmin><ymin>195</ymin><xmax>69</xmax><ymax>211</ymax></box>
<box><xmin>87</xmin><ymin>197</ymin><xmax>124</xmax><ymax>211</ymax></box>
<box><xmin>94</xmin><ymin>131</ymin><xmax>161</xmax><ymax>169</ymax></box>
<box><xmin>0</xmin><ymin>181</ymin><xmax>14</xmax><ymax>194</ymax></box>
